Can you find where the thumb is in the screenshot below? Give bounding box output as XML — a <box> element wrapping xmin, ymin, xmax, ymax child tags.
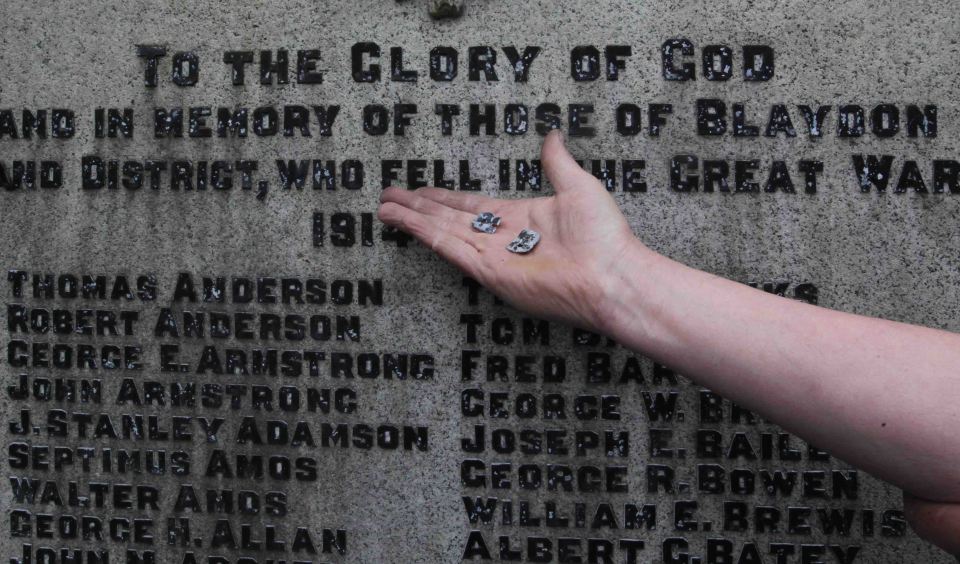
<box><xmin>541</xmin><ymin>129</ymin><xmax>600</xmax><ymax>194</ymax></box>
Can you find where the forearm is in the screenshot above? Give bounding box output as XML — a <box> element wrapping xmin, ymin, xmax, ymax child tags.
<box><xmin>601</xmin><ymin>240</ymin><xmax>960</xmax><ymax>501</ymax></box>
<box><xmin>904</xmin><ymin>493</ymin><xmax>960</xmax><ymax>555</ymax></box>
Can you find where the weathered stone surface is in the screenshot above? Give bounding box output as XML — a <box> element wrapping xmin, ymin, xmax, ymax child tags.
<box><xmin>0</xmin><ymin>0</ymin><xmax>958</xmax><ymax>562</ymax></box>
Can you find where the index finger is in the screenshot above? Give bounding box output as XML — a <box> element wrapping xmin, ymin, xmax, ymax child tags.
<box><xmin>378</xmin><ymin>201</ymin><xmax>486</xmax><ymax>283</ymax></box>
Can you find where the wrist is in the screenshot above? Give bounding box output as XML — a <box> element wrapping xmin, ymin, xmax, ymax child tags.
<box><xmin>592</xmin><ymin>237</ymin><xmax>668</xmax><ymax>345</ymax></box>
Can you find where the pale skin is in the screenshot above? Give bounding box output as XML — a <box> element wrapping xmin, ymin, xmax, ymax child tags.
<box><xmin>378</xmin><ymin>130</ymin><xmax>960</xmax><ymax>556</ymax></box>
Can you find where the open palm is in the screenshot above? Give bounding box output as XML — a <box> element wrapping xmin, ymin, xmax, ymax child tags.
<box><xmin>378</xmin><ymin>130</ymin><xmax>642</xmax><ymax>331</ymax></box>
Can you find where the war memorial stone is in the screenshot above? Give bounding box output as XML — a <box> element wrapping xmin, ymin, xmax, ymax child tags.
<box><xmin>0</xmin><ymin>0</ymin><xmax>958</xmax><ymax>562</ymax></box>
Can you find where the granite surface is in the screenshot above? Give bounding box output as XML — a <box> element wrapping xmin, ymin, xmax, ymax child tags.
<box><xmin>0</xmin><ymin>0</ymin><xmax>957</xmax><ymax>562</ymax></box>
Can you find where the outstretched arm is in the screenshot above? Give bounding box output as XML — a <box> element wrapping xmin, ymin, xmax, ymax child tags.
<box><xmin>378</xmin><ymin>130</ymin><xmax>960</xmax><ymax>554</ymax></box>
<box><xmin>904</xmin><ymin>493</ymin><xmax>960</xmax><ymax>555</ymax></box>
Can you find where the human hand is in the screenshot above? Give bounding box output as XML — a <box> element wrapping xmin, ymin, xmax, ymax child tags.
<box><xmin>377</xmin><ymin>130</ymin><xmax>650</xmax><ymax>332</ymax></box>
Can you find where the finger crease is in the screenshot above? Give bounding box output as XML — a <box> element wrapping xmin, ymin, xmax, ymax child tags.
<box><xmin>432</xmin><ymin>216</ymin><xmax>453</xmax><ymax>250</ymax></box>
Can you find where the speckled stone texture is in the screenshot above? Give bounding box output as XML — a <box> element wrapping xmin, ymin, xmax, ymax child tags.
<box><xmin>0</xmin><ymin>0</ymin><xmax>958</xmax><ymax>562</ymax></box>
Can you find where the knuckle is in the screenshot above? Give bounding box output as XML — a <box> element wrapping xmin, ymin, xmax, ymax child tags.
<box><xmin>379</xmin><ymin>203</ymin><xmax>401</xmax><ymax>223</ymax></box>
